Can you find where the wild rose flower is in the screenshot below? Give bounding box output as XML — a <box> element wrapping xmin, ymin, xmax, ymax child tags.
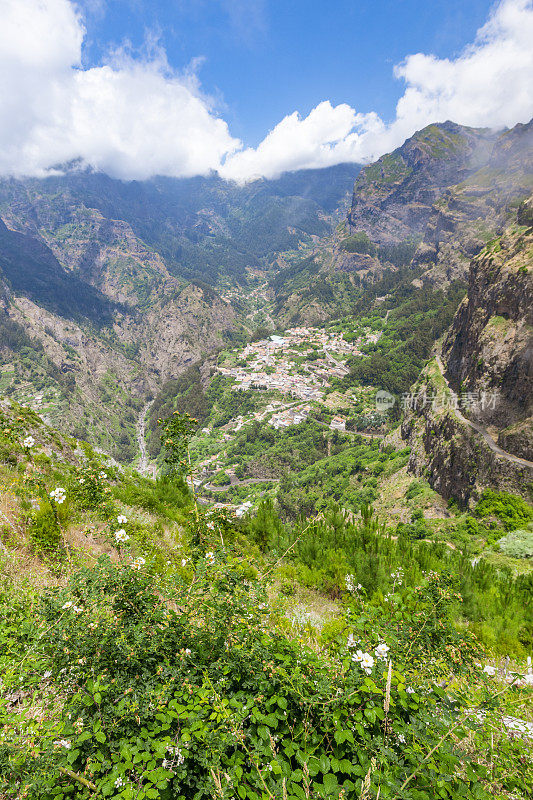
<box><xmin>62</xmin><ymin>601</ymin><xmax>73</xmax><ymax>610</ymax></box>
<box><xmin>347</xmin><ymin>634</ymin><xmax>358</xmax><ymax>649</ymax></box>
<box><xmin>360</xmin><ymin>653</ymin><xmax>375</xmax><ymax>674</ymax></box>
<box><xmin>181</xmin><ymin>558</ymin><xmax>188</xmax><ymax>567</ymax></box>
<box><xmin>483</xmin><ymin>665</ymin><xmax>496</xmax><ymax>676</ymax></box>
<box><xmin>130</xmin><ymin>557</ymin><xmax>146</xmax><ymax>570</ymax></box>
<box><xmin>50</xmin><ymin>487</ymin><xmax>66</xmax><ymax>504</ymax></box>
<box><xmin>23</xmin><ymin>435</ymin><xmax>35</xmax><ymax>449</ymax></box>
<box><xmin>205</xmin><ymin>551</ymin><xmax>215</xmax><ymax>564</ymax></box>
<box><xmin>352</xmin><ymin>649</ymin><xmax>365</xmax><ymax>663</ymax></box>
<box><xmin>375</xmin><ymin>643</ymin><xmax>390</xmax><ymax>660</ymax></box>
<box><xmin>114</xmin><ymin>529</ymin><xmax>130</xmax><ymax>543</ymax></box>
<box><xmin>406</xmin><ymin>686</ymin><xmax>415</xmax><ymax>694</ymax></box>
<box><xmin>117</xmin><ymin>514</ymin><xmax>128</xmax><ymax>525</ymax></box>
<box><xmin>345</xmin><ymin>574</ymin><xmax>355</xmax><ymax>592</ymax></box>
<box><xmin>114</xmin><ymin>778</ymin><xmax>124</xmax><ymax>788</ymax></box>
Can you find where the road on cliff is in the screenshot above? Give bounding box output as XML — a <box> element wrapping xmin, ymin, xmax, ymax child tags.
<box><xmin>434</xmin><ymin>356</ymin><xmax>533</xmax><ymax>470</ymax></box>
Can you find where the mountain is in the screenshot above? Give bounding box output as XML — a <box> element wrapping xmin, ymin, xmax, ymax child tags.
<box><xmin>272</xmin><ymin>119</ymin><xmax>533</xmax><ymax>324</ymax></box>
<box><xmin>0</xmin><ymin>163</ymin><xmax>359</xmax><ymax>287</ymax></box>
<box><xmin>0</xmin><ymin>163</ymin><xmax>359</xmax><ymax>458</ymax></box>
<box><xmin>401</xmin><ymin>197</ymin><xmax>533</xmax><ymax>503</ymax></box>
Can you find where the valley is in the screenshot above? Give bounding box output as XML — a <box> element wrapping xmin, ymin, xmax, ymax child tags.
<box><xmin>1</xmin><ymin>118</ymin><xmax>532</xmax><ymax>800</ymax></box>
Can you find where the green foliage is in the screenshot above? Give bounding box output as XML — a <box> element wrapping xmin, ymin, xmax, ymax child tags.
<box><xmin>498</xmin><ymin>525</ymin><xmax>533</xmax><ymax>558</ymax></box>
<box><xmin>70</xmin><ymin>462</ymin><xmax>112</xmax><ymax>513</ymax></box>
<box><xmin>27</xmin><ymin>502</ymin><xmax>62</xmax><ymax>556</ymax></box>
<box><xmin>3</xmin><ymin>550</ymin><xmax>526</xmax><ymax>800</ymax></box>
<box><xmin>340</xmin><ymin>231</ymin><xmax>377</xmax><ymax>255</ymax></box>
<box><xmin>475</xmin><ymin>490</ymin><xmax>533</xmax><ymax>531</ymax></box>
<box><xmin>344</xmin><ymin>281</ymin><xmax>466</xmax><ymax>395</ymax></box>
<box><xmin>113</xmin><ymin>475</ymin><xmax>189</xmax><ymax>522</ymax></box>
<box><xmin>157</xmin><ymin>411</ymin><xmax>197</xmax><ymax>477</ymax></box>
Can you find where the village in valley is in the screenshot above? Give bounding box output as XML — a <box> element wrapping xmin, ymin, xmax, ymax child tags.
<box><xmin>217</xmin><ymin>325</ymin><xmax>381</xmax><ymax>405</ymax></box>
<box><xmin>188</xmin><ymin>323</ymin><xmax>387</xmax><ymax>514</ymax></box>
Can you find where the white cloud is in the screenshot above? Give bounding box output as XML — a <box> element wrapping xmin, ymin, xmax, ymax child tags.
<box><xmin>222</xmin><ymin>0</ymin><xmax>533</xmax><ymax>180</ymax></box>
<box><xmin>0</xmin><ymin>0</ymin><xmax>532</xmax><ymax>182</ymax></box>
<box><xmin>0</xmin><ymin>0</ymin><xmax>240</xmax><ymax>179</ymax></box>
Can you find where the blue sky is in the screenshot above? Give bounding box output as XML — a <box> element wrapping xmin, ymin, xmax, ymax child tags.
<box><xmin>1</xmin><ymin>1</ymin><xmax>532</xmax><ymax>180</ymax></box>
<box><xmin>79</xmin><ymin>0</ymin><xmax>495</xmax><ymax>145</ymax></box>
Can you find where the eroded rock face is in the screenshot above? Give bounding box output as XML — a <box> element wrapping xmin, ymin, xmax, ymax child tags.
<box><xmin>348</xmin><ymin>121</ymin><xmax>499</xmax><ymax>245</ymax></box>
<box><xmin>401</xmin><ymin>202</ymin><xmax>533</xmax><ymax>501</ymax></box>
<box><xmin>441</xmin><ymin>199</ymin><xmax>533</xmax><ymax>459</ymax></box>
<box><xmin>347</xmin><ymin>119</ymin><xmax>533</xmax><ymax>285</ymax></box>
<box><xmin>401</xmin><ymin>396</ymin><xmax>532</xmax><ymax>506</ymax></box>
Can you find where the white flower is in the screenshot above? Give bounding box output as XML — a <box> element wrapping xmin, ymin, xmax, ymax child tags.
<box><xmin>406</xmin><ymin>686</ymin><xmax>415</xmax><ymax>694</ymax></box>
<box><xmin>54</xmin><ymin>739</ymin><xmax>71</xmax><ymax>749</ymax></box>
<box><xmin>206</xmin><ymin>521</ymin><xmax>215</xmax><ymax>530</ymax></box>
<box><xmin>99</xmin><ymin>471</ymin><xmax>107</xmax><ymax>479</ymax></box>
<box><xmin>62</xmin><ymin>601</ymin><xmax>73</xmax><ymax>610</ymax></box>
<box><xmin>23</xmin><ymin>436</ymin><xmax>35</xmax><ymax>449</ymax></box>
<box><xmin>184</xmin><ymin>648</ymin><xmax>191</xmax><ymax>655</ymax></box>
<box><xmin>347</xmin><ymin>634</ymin><xmax>358</xmax><ymax>649</ymax></box>
<box><xmin>117</xmin><ymin>515</ymin><xmax>128</xmax><ymax>525</ymax></box>
<box><xmin>375</xmin><ymin>643</ymin><xmax>390</xmax><ymax>660</ymax></box>
<box><xmin>398</xmin><ymin>733</ymin><xmax>406</xmax><ymax>743</ymax></box>
<box><xmin>114</xmin><ymin>777</ymin><xmax>124</xmax><ymax>788</ymax></box>
<box><xmin>130</xmin><ymin>557</ymin><xmax>146</xmax><ymax>570</ymax></box>
<box><xmin>345</xmin><ymin>573</ymin><xmax>355</xmax><ymax>592</ymax></box>
<box><xmin>181</xmin><ymin>558</ymin><xmax>188</xmax><ymax>567</ymax></box>
<box><xmin>162</xmin><ymin>759</ymin><xmax>170</xmax><ymax>768</ymax></box>
<box><xmin>114</xmin><ymin>529</ymin><xmax>130</xmax><ymax>543</ymax></box>
<box><xmin>50</xmin><ymin>487</ymin><xmax>66</xmax><ymax>504</ymax></box>
<box><xmin>205</xmin><ymin>551</ymin><xmax>215</xmax><ymax>564</ymax></box>
<box><xmin>483</xmin><ymin>665</ymin><xmax>496</xmax><ymax>676</ymax></box>
<box><xmin>352</xmin><ymin>649</ymin><xmax>364</xmax><ymax>663</ymax></box>
<box><xmin>360</xmin><ymin>653</ymin><xmax>375</xmax><ymax>674</ymax></box>
<box><xmin>43</xmin><ymin>671</ymin><xmax>52</xmax><ymax>679</ymax></box>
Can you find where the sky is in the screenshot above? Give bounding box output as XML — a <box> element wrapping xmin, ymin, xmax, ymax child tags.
<box><xmin>0</xmin><ymin>0</ymin><xmax>532</xmax><ymax>182</ymax></box>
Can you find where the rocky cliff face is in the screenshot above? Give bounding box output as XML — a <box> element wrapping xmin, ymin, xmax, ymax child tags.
<box><xmin>272</xmin><ymin>120</ymin><xmax>533</xmax><ymax>326</ymax></box>
<box><xmin>401</xmin><ymin>201</ymin><xmax>533</xmax><ymax>503</ymax></box>
<box><xmin>0</xmin><ymin>182</ymin><xmax>236</xmax><ymax>459</ymax></box>
<box><xmin>348</xmin><ymin>121</ymin><xmax>498</xmax><ymax>245</ymax></box>
<box><xmin>348</xmin><ymin>119</ymin><xmax>533</xmax><ymax>285</ymax></box>
<box><xmin>441</xmin><ymin>196</ymin><xmax>533</xmax><ymax>459</ymax></box>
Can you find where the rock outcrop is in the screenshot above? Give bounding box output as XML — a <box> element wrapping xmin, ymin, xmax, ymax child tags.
<box><xmin>401</xmin><ymin>201</ymin><xmax>533</xmax><ymax>503</ymax></box>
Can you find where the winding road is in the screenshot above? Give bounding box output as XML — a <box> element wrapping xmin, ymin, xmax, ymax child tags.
<box><xmin>434</xmin><ymin>356</ymin><xmax>533</xmax><ymax>470</ymax></box>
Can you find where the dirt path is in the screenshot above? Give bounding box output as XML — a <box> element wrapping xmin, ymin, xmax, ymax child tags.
<box><xmin>435</xmin><ymin>356</ymin><xmax>533</xmax><ymax>470</ymax></box>
<box><xmin>136</xmin><ymin>401</ymin><xmax>155</xmax><ymax>477</ymax></box>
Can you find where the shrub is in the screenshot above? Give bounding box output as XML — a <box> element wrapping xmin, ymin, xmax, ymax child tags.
<box><xmin>28</xmin><ymin>502</ymin><xmax>62</xmax><ymax>556</ymax></box>
<box><xmin>498</xmin><ymin>525</ymin><xmax>533</xmax><ymax>558</ymax></box>
<box><xmin>1</xmin><ymin>554</ymin><xmax>516</xmax><ymax>799</ymax></box>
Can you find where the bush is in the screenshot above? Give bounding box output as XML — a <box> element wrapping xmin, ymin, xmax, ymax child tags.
<box><xmin>2</xmin><ymin>554</ymin><xmax>518</xmax><ymax>799</ymax></box>
<box><xmin>28</xmin><ymin>503</ymin><xmax>62</xmax><ymax>556</ymax></box>
<box><xmin>475</xmin><ymin>490</ymin><xmax>533</xmax><ymax>531</ymax></box>
<box><xmin>498</xmin><ymin>525</ymin><xmax>533</xmax><ymax>558</ymax></box>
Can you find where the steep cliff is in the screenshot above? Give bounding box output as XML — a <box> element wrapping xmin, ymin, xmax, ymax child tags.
<box><xmin>348</xmin><ymin>121</ymin><xmax>497</xmax><ymax>245</ymax></box>
<box><xmin>441</xmin><ymin>196</ymin><xmax>533</xmax><ymax>459</ymax></box>
<box><xmin>401</xmin><ymin>202</ymin><xmax>533</xmax><ymax>503</ymax></box>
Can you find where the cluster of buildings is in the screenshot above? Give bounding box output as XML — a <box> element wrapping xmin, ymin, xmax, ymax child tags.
<box><xmin>217</xmin><ymin>327</ymin><xmax>359</xmax><ymax>400</ymax></box>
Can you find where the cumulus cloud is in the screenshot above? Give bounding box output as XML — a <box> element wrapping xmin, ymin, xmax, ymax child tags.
<box><xmin>222</xmin><ymin>0</ymin><xmax>533</xmax><ymax>180</ymax></box>
<box><xmin>0</xmin><ymin>0</ymin><xmax>240</xmax><ymax>179</ymax></box>
<box><xmin>0</xmin><ymin>0</ymin><xmax>532</xmax><ymax>182</ymax></box>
